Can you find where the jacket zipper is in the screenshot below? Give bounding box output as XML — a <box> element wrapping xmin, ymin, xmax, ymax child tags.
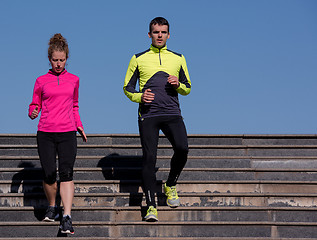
<box><xmin>57</xmin><ymin>76</ymin><xmax>59</xmax><ymax>85</ymax></box>
<box><xmin>159</xmin><ymin>48</ymin><xmax>162</xmax><ymax>65</ymax></box>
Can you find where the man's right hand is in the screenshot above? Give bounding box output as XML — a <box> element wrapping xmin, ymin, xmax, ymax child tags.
<box><xmin>30</xmin><ymin>106</ymin><xmax>39</xmax><ymax>119</ymax></box>
<box><xmin>141</xmin><ymin>89</ymin><xmax>155</xmax><ymax>103</ymax></box>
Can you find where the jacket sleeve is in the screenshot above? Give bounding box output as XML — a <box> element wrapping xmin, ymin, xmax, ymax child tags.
<box><xmin>73</xmin><ymin>78</ymin><xmax>84</xmax><ymax>129</ymax></box>
<box><xmin>28</xmin><ymin>78</ymin><xmax>42</xmax><ymax>119</ymax></box>
<box><xmin>123</xmin><ymin>55</ymin><xmax>143</xmax><ymax>103</ymax></box>
<box><xmin>176</xmin><ymin>55</ymin><xmax>191</xmax><ymax>96</ymax></box>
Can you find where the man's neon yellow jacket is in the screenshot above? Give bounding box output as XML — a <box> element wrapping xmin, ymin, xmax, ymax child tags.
<box><xmin>123</xmin><ymin>45</ymin><xmax>191</xmax><ymax>119</ymax></box>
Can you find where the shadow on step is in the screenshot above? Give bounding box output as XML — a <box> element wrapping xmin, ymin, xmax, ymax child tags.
<box><xmin>10</xmin><ymin>162</ymin><xmax>42</xmax><ymax>193</ymax></box>
<box><xmin>10</xmin><ymin>162</ymin><xmax>62</xmax><ymax>222</ymax></box>
<box><xmin>97</xmin><ymin>153</ymin><xmax>165</xmax><ymax>206</ymax></box>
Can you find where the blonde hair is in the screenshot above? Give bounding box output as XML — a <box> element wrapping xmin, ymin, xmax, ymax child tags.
<box><xmin>48</xmin><ymin>33</ymin><xmax>69</xmax><ymax>59</ymax></box>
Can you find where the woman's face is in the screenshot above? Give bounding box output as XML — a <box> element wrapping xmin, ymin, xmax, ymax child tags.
<box><xmin>50</xmin><ymin>51</ymin><xmax>67</xmax><ymax>74</ymax></box>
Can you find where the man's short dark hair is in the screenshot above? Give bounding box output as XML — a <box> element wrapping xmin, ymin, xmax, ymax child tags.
<box><xmin>149</xmin><ymin>17</ymin><xmax>169</xmax><ymax>33</ymax></box>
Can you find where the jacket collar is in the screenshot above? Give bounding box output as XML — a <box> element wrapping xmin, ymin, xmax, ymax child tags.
<box><xmin>48</xmin><ymin>69</ymin><xmax>67</xmax><ymax>76</ymax></box>
<box><xmin>150</xmin><ymin>44</ymin><xmax>167</xmax><ymax>53</ymax></box>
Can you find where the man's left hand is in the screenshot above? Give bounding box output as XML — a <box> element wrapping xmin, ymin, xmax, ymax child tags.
<box><xmin>168</xmin><ymin>75</ymin><xmax>180</xmax><ymax>88</ymax></box>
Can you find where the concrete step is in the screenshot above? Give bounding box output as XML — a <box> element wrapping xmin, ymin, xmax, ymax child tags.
<box><xmin>2</xmin><ymin>134</ymin><xmax>317</xmax><ymax>146</ymax></box>
<box><xmin>2</xmin><ymin>144</ymin><xmax>317</xmax><ymax>157</ymax></box>
<box><xmin>0</xmin><ymin>155</ymin><xmax>252</xmax><ymax>168</ymax></box>
<box><xmin>4</xmin><ymin>155</ymin><xmax>317</xmax><ymax>169</ymax></box>
<box><xmin>0</xmin><ymin>220</ymin><xmax>317</xmax><ymax>238</ymax></box>
<box><xmin>0</xmin><ymin>238</ymin><xmax>316</xmax><ymax>240</ymax></box>
<box><xmin>2</xmin><ymin>192</ymin><xmax>317</xmax><ymax>207</ymax></box>
<box><xmin>2</xmin><ymin>167</ymin><xmax>317</xmax><ymax>181</ymax></box>
<box><xmin>3</xmin><ymin>180</ymin><xmax>317</xmax><ymax>194</ymax></box>
<box><xmin>1</xmin><ymin>206</ymin><xmax>317</xmax><ymax>223</ymax></box>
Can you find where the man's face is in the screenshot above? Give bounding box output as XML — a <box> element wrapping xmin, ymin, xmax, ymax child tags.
<box><xmin>148</xmin><ymin>24</ymin><xmax>170</xmax><ymax>48</ymax></box>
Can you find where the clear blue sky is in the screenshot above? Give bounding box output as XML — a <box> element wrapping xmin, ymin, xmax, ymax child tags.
<box><xmin>0</xmin><ymin>0</ymin><xmax>316</xmax><ymax>134</ymax></box>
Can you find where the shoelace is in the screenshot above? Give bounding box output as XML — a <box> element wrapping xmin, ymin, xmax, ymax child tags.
<box><xmin>46</xmin><ymin>207</ymin><xmax>55</xmax><ymax>215</ymax></box>
<box><xmin>148</xmin><ymin>206</ymin><xmax>157</xmax><ymax>214</ymax></box>
<box><xmin>61</xmin><ymin>217</ymin><xmax>72</xmax><ymax>226</ymax></box>
<box><xmin>170</xmin><ymin>187</ymin><xmax>177</xmax><ymax>198</ymax></box>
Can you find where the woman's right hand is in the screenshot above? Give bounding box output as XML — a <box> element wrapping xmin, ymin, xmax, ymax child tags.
<box><xmin>77</xmin><ymin>127</ymin><xmax>87</xmax><ymax>142</ymax></box>
<box><xmin>30</xmin><ymin>106</ymin><xmax>39</xmax><ymax>119</ymax></box>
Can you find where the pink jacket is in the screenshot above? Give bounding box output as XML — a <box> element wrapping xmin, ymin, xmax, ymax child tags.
<box><xmin>29</xmin><ymin>70</ymin><xmax>84</xmax><ymax>132</ymax></box>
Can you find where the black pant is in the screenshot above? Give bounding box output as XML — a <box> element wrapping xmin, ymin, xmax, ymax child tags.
<box><xmin>37</xmin><ymin>131</ymin><xmax>77</xmax><ymax>184</ymax></box>
<box><xmin>138</xmin><ymin>115</ymin><xmax>188</xmax><ymax>207</ymax></box>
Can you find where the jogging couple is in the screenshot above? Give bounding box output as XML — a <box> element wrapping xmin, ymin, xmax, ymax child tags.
<box><xmin>29</xmin><ymin>16</ymin><xmax>191</xmax><ymax>234</ymax></box>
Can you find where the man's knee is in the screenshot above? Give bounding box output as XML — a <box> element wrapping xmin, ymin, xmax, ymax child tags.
<box><xmin>174</xmin><ymin>144</ymin><xmax>189</xmax><ymax>155</ymax></box>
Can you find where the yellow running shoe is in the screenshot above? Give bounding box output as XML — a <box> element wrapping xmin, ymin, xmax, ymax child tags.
<box><xmin>164</xmin><ymin>183</ymin><xmax>180</xmax><ymax>208</ymax></box>
<box><xmin>144</xmin><ymin>206</ymin><xmax>158</xmax><ymax>222</ymax></box>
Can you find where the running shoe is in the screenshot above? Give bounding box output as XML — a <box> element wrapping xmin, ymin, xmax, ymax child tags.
<box><xmin>144</xmin><ymin>206</ymin><xmax>158</xmax><ymax>222</ymax></box>
<box><xmin>164</xmin><ymin>183</ymin><xmax>180</xmax><ymax>208</ymax></box>
<box><xmin>43</xmin><ymin>206</ymin><xmax>59</xmax><ymax>222</ymax></box>
<box><xmin>60</xmin><ymin>215</ymin><xmax>74</xmax><ymax>234</ymax></box>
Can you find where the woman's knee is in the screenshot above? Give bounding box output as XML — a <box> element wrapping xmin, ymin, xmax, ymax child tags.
<box><xmin>43</xmin><ymin>171</ymin><xmax>57</xmax><ymax>184</ymax></box>
<box><xmin>59</xmin><ymin>169</ymin><xmax>74</xmax><ymax>182</ymax></box>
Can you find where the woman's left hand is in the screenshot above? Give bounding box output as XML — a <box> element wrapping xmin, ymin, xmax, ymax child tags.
<box><xmin>77</xmin><ymin>127</ymin><xmax>87</xmax><ymax>142</ymax></box>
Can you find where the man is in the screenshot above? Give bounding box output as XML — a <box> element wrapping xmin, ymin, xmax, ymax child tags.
<box><xmin>123</xmin><ymin>17</ymin><xmax>191</xmax><ymax>221</ymax></box>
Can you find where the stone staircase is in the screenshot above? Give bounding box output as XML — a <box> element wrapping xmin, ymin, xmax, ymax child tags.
<box><xmin>1</xmin><ymin>134</ymin><xmax>317</xmax><ymax>239</ymax></box>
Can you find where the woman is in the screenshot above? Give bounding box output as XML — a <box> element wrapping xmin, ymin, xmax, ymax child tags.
<box><xmin>28</xmin><ymin>33</ymin><xmax>87</xmax><ymax>235</ymax></box>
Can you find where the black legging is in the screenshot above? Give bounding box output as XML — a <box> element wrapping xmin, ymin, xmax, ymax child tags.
<box><xmin>37</xmin><ymin>131</ymin><xmax>77</xmax><ymax>184</ymax></box>
<box><xmin>138</xmin><ymin>115</ymin><xmax>188</xmax><ymax>207</ymax></box>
